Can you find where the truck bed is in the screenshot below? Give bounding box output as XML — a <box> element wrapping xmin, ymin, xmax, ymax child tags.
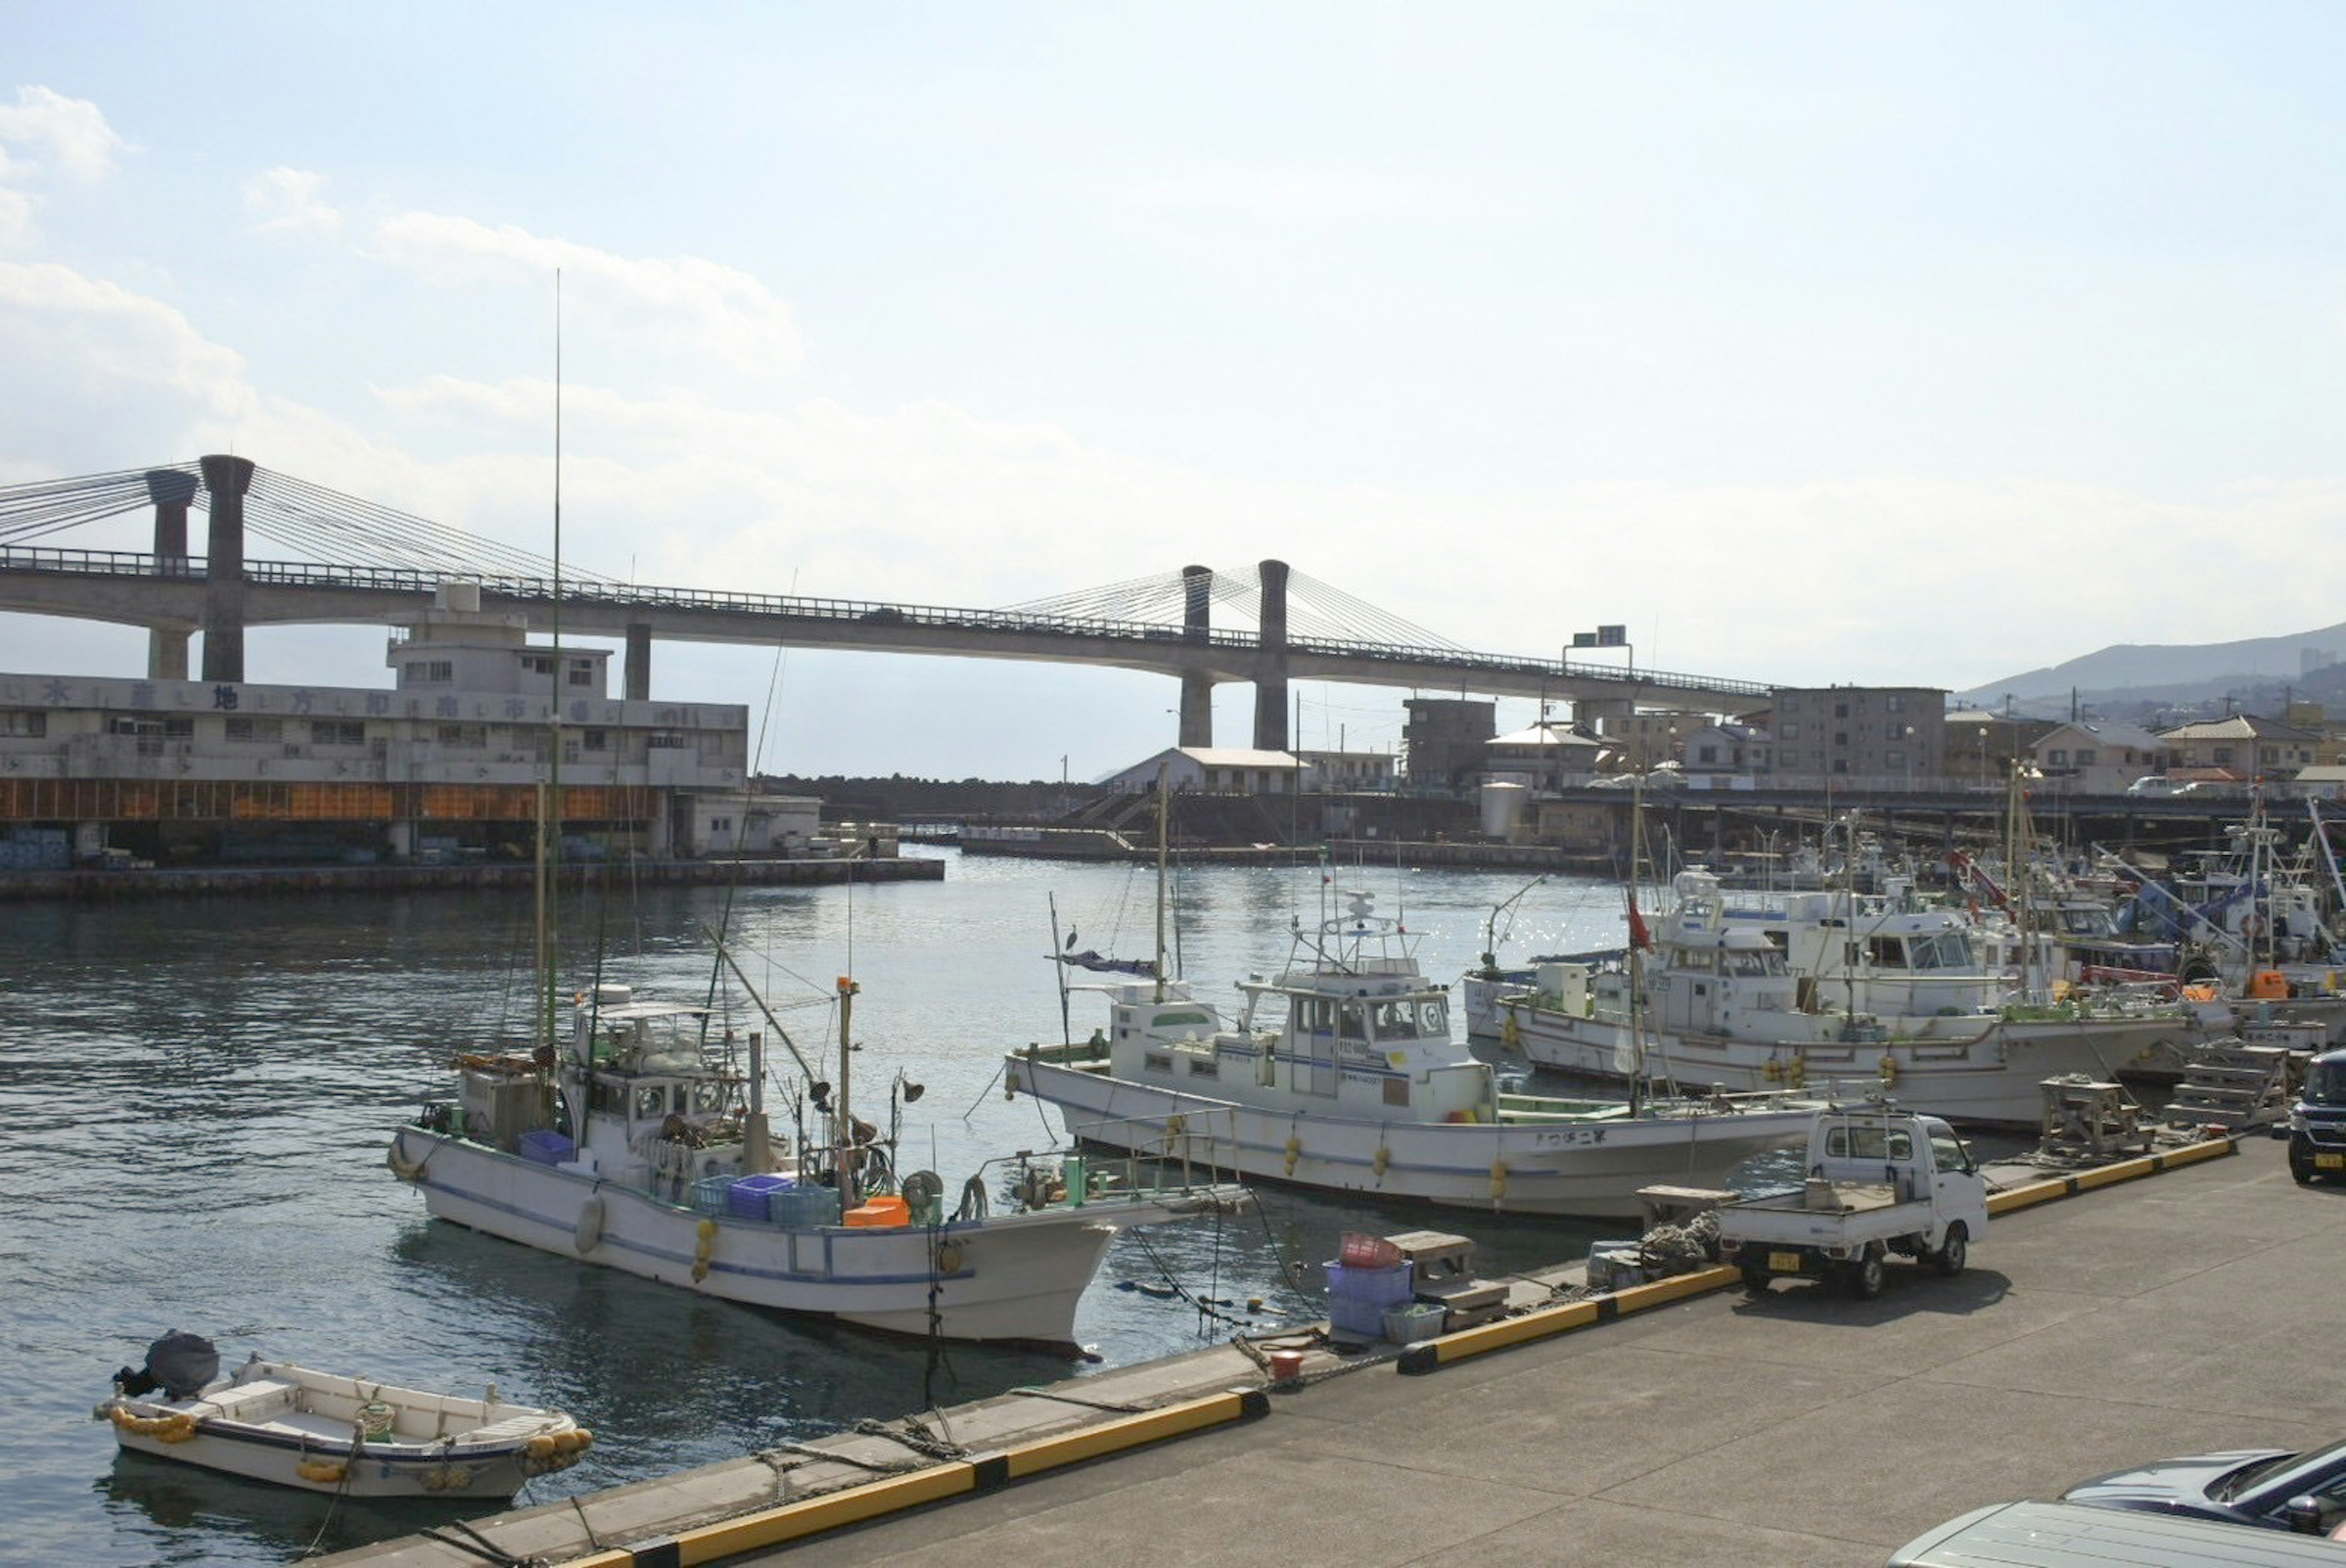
<box><xmin>1718</xmin><ymin>1180</ymin><xmax>1934</xmax><ymax>1249</ymax></box>
<box><xmin>1736</xmin><ymin>1180</ymin><xmax>1901</xmax><ymax>1217</ymax></box>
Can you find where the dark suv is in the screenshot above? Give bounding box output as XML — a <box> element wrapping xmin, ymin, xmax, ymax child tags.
<box><xmin>2289</xmin><ymin>1049</ymin><xmax>2346</xmax><ymax>1186</ymax></box>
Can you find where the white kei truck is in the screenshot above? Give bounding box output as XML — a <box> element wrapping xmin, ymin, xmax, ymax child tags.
<box><xmin>1714</xmin><ymin>1105</ymin><xmax>1987</xmax><ymax>1299</ymax></box>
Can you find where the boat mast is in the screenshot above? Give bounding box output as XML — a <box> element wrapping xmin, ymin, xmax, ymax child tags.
<box><xmin>834</xmin><ymin>974</ymin><xmax>860</xmax><ymax>1205</ymax></box>
<box><xmin>539</xmin><ymin>268</ymin><xmax>565</xmax><ymax>1054</ymax></box>
<box><xmin>1153</xmin><ymin>760</ymin><xmax>1169</xmax><ymax>1004</ymax></box>
<box><xmin>1626</xmin><ymin>772</ymin><xmax>1646</xmax><ymax>1117</ymax></box>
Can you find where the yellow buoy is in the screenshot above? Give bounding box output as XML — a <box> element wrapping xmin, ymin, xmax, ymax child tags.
<box><xmin>1283</xmin><ymin>1134</ymin><xmax>1301</xmax><ymax>1176</ymax></box>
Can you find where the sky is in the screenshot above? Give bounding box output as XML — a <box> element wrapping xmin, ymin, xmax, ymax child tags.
<box><xmin>1</xmin><ymin>2</ymin><xmax>2341</xmax><ymax>779</ymax></box>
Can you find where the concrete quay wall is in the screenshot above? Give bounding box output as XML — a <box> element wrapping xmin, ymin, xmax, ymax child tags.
<box><xmin>0</xmin><ymin>854</ymin><xmax>941</xmax><ymax>903</ymax></box>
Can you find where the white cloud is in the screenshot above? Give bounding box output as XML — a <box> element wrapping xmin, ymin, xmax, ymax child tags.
<box><xmin>244</xmin><ymin>166</ymin><xmax>342</xmax><ymax>235</ymax></box>
<box><xmin>370</xmin><ymin>211</ymin><xmax>802</xmax><ymax>374</ymax></box>
<box><xmin>0</xmin><ymin>261</ymin><xmax>250</xmax><ymax>412</ymax></box>
<box><xmin>0</xmin><ymin>86</ymin><xmax>126</xmax><ymax>183</ymax></box>
<box><xmin>0</xmin><ymin>185</ymin><xmax>31</xmax><ymax>252</ymax></box>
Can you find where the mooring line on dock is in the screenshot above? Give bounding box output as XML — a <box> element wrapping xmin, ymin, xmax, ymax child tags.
<box><xmin>550</xmin><ymin>1387</ymin><xmax>1272</xmax><ymax>1567</ymax></box>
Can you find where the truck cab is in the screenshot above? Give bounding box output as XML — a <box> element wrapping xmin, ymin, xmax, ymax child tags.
<box><xmin>2289</xmin><ymin>1049</ymin><xmax>2346</xmax><ymax>1186</ymax></box>
<box><xmin>1715</xmin><ymin>1105</ymin><xmax>1987</xmax><ymax>1299</ymax></box>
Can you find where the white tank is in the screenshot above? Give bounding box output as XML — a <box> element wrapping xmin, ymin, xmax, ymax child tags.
<box><xmin>1479</xmin><ymin>781</ymin><xmax>1528</xmax><ymax>838</ymax></box>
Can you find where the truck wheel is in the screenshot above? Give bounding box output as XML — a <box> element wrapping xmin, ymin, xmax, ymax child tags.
<box><xmin>2293</xmin><ymin>1157</ymin><xmax>2317</xmax><ymax>1186</ymax></box>
<box><xmin>1932</xmin><ymin>1223</ymin><xmax>1968</xmax><ymax>1277</ymax></box>
<box><xmin>1739</xmin><ymin>1266</ymin><xmax>1771</xmax><ymax>1296</ymax></box>
<box><xmin>1848</xmin><ymin>1247</ymin><xmax>1886</xmax><ymax>1300</ymax></box>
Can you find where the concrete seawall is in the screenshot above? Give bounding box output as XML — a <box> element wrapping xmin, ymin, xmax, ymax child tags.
<box><xmin>0</xmin><ymin>855</ymin><xmax>941</xmax><ymax>902</ymax></box>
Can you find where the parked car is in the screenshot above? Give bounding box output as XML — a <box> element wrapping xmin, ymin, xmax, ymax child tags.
<box><xmin>2125</xmin><ymin>776</ymin><xmax>2182</xmax><ymax>796</ymax></box>
<box><xmin>1890</xmin><ymin>1499</ymin><xmax>2346</xmax><ymax>1566</ymax></box>
<box><xmin>2062</xmin><ymin>1437</ymin><xmax>2346</xmax><ymax>1534</ymax></box>
<box><xmin>2289</xmin><ymin>1049</ymin><xmax>2346</xmax><ymax>1186</ymax></box>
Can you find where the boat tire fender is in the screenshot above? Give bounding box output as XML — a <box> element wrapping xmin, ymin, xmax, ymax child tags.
<box><xmin>574</xmin><ymin>1195</ymin><xmax>604</xmax><ymax>1255</ymax></box>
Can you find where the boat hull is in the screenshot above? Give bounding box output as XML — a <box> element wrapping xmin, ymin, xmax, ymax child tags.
<box><xmin>389</xmin><ymin>1128</ymin><xmax>1149</xmax><ymax>1346</ymax></box>
<box><xmin>100</xmin><ymin>1358</ymin><xmax>582</xmax><ymax>1500</ymax></box>
<box><xmin>108</xmin><ymin>1424</ymin><xmax>537</xmax><ymax>1500</ymax></box>
<box><xmin>1003</xmin><ymin>1057</ymin><xmax>1814</xmax><ymax>1220</ymax></box>
<box><xmin>1503</xmin><ymin>1004</ymin><xmax>2200</xmax><ymax>1125</ymax></box>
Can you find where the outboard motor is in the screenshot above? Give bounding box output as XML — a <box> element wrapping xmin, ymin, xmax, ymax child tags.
<box><xmin>115</xmin><ymin>1332</ymin><xmax>219</xmax><ymax>1401</ymax></box>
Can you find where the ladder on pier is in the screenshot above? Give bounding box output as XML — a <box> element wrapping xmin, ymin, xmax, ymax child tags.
<box><xmin>2161</xmin><ymin>1041</ymin><xmax>2295</xmax><ymax>1132</ymax></box>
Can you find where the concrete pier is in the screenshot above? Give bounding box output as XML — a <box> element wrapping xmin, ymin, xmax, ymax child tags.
<box><xmin>321</xmin><ymin>1134</ymin><xmax>2346</xmax><ymax>1568</ymax></box>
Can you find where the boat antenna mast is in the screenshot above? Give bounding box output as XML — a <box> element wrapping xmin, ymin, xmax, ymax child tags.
<box><xmin>538</xmin><ymin>268</ymin><xmax>565</xmax><ymax>1057</ymax></box>
<box><xmin>1153</xmin><ymin>760</ymin><xmax>1169</xmax><ymax>1004</ymax></box>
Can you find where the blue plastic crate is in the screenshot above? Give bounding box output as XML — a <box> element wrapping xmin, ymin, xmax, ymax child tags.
<box><xmin>1328</xmin><ymin>1294</ymin><xmax>1390</xmax><ymax>1338</ymax></box>
<box><xmin>691</xmin><ymin>1174</ymin><xmax>734</xmax><ymax>1216</ymax></box>
<box><xmin>769</xmin><ymin>1187</ymin><xmax>842</xmax><ymax>1228</ymax></box>
<box><xmin>519</xmin><ymin>1129</ymin><xmax>574</xmax><ymax>1167</ymax></box>
<box><xmin>1324</xmin><ymin>1260</ymin><xmax>1414</xmax><ymax>1307</ymax></box>
<box><xmin>729</xmin><ymin>1172</ymin><xmax>794</xmax><ymax>1220</ymax></box>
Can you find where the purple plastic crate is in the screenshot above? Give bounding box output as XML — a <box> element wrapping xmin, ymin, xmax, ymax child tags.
<box><xmin>519</xmin><ymin>1129</ymin><xmax>574</xmax><ymax>1167</ymax></box>
<box><xmin>1324</xmin><ymin>1260</ymin><xmax>1414</xmax><ymax>1307</ymax></box>
<box><xmin>1328</xmin><ymin>1294</ymin><xmax>1390</xmax><ymax>1339</ymax></box>
<box><xmin>729</xmin><ymin>1172</ymin><xmax>795</xmax><ymax>1220</ymax></box>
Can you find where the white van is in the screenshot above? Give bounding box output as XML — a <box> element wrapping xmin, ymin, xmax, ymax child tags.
<box><xmin>1888</xmin><ymin>1500</ymin><xmax>2346</xmax><ymax>1567</ymax></box>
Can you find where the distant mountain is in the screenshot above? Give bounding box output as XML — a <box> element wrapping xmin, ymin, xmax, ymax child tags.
<box><xmin>1958</xmin><ymin>621</ymin><xmax>2346</xmax><ymax>715</ymax></box>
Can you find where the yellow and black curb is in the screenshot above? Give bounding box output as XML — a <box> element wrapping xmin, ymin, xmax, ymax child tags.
<box><xmin>1397</xmin><ymin>1134</ymin><xmax>2239</xmax><ymax>1376</ymax></box>
<box><xmin>559</xmin><ymin>1387</ymin><xmax>1270</xmax><ymax>1567</ymax></box>
<box><xmin>1982</xmin><ymin>1133</ymin><xmax>2236</xmax><ymax>1214</ymax></box>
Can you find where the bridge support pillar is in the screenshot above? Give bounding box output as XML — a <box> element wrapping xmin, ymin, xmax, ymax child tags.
<box><xmin>145</xmin><ymin>468</ymin><xmax>198</xmax><ymax>682</ymax></box>
<box><xmin>624</xmin><ymin>623</ymin><xmax>651</xmax><ymax>701</ymax></box>
<box><xmin>198</xmin><ymin>454</ymin><xmax>254</xmax><ymax>684</ymax></box>
<box><xmin>1178</xmin><ymin>563</ymin><xmax>1213</xmax><ymax>747</ymax></box>
<box><xmin>1251</xmin><ymin>559</ymin><xmax>1289</xmax><ymax>752</ymax></box>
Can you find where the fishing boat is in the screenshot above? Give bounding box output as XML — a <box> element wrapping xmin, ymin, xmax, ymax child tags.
<box><xmin>1455</xmin><ymin>873</ymin><xmax>1623</xmax><ymax>1039</ymax></box>
<box><xmin>386</xmin><ymin>329</ymin><xmax>1241</xmax><ymax>1349</ymax></box>
<box><xmin>1499</xmin><ymin>866</ymin><xmax>2207</xmax><ymax>1125</ymax></box>
<box><xmin>1007</xmin><ymin>884</ymin><xmax>1821</xmax><ymax>1220</ymax></box>
<box><xmin>389</xmin><ymin>963</ymin><xmax>1246</xmax><ymax>1347</ymax></box>
<box><xmin>97</xmin><ymin>1333</ymin><xmax>587</xmax><ymax>1500</ymax></box>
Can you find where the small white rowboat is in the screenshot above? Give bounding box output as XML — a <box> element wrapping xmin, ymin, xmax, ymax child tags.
<box><xmin>98</xmin><ymin>1340</ymin><xmax>591</xmax><ymax>1500</ymax></box>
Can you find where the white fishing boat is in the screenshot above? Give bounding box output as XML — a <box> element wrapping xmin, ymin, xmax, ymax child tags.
<box><xmin>387</xmin><ymin>349</ymin><xmax>1241</xmax><ymax>1349</ymax></box>
<box><xmin>1500</xmin><ymin>868</ymin><xmax>2206</xmax><ymax>1125</ymax></box>
<box><xmin>1455</xmin><ymin>875</ymin><xmax>1626</xmax><ymax>1040</ymax></box>
<box><xmin>1007</xmin><ymin>887</ymin><xmax>1821</xmax><ymax>1220</ymax></box>
<box><xmin>97</xmin><ymin>1333</ymin><xmax>587</xmax><ymax>1500</ymax></box>
<box><xmin>389</xmin><ymin>968</ymin><xmax>1245</xmax><ymax>1347</ymax></box>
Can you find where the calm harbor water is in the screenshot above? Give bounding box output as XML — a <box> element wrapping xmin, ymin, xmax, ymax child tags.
<box><xmin>2</xmin><ymin>851</ymin><xmax>1643</xmax><ymax>1566</ymax></box>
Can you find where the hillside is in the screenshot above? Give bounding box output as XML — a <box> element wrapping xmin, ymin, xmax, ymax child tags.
<box><xmin>1958</xmin><ymin>621</ymin><xmax>2346</xmax><ymax>715</ymax></box>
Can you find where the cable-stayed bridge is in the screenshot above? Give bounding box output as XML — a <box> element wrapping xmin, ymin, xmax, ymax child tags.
<box><xmin>0</xmin><ymin>459</ymin><xmax>1770</xmax><ymax>750</ymax></box>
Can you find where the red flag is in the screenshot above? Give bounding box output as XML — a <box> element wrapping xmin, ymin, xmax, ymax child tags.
<box><xmin>1627</xmin><ymin>889</ymin><xmax>1652</xmax><ymax>950</ymax></box>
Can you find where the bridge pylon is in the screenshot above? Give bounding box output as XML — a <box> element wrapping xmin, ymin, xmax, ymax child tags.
<box><xmin>145</xmin><ymin>467</ymin><xmax>199</xmax><ymax>681</ymax></box>
<box><xmin>198</xmin><ymin>454</ymin><xmax>254</xmax><ymax>683</ymax></box>
<box><xmin>1251</xmin><ymin>559</ymin><xmax>1289</xmax><ymax>752</ymax></box>
<box><xmin>1177</xmin><ymin>563</ymin><xmax>1213</xmax><ymax>748</ymax></box>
